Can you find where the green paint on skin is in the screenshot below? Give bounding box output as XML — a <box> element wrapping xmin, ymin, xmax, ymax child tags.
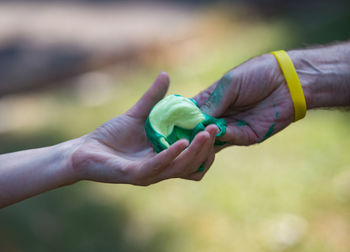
<box><xmin>236</xmin><ymin>120</ymin><xmax>248</xmax><ymax>127</ymax></box>
<box><xmin>258</xmin><ymin>104</ymin><xmax>279</xmax><ymax>143</ymax></box>
<box><xmin>259</xmin><ymin>124</ymin><xmax>275</xmax><ymax>143</ymax></box>
<box><xmin>197</xmin><ymin>164</ymin><xmax>205</xmax><ymax>172</ymax></box>
<box><xmin>207</xmin><ymin>72</ymin><xmax>233</xmax><ymax>107</ymax></box>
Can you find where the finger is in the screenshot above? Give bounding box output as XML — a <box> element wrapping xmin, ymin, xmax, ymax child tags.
<box><xmin>158</xmin><ymin>125</ymin><xmax>218</xmax><ymax>180</ymax></box>
<box><xmin>176</xmin><ymin>124</ymin><xmax>217</xmax><ymax>175</ymax></box>
<box><xmin>141</xmin><ymin>139</ymin><xmax>189</xmax><ymax>175</ymax></box>
<box><xmin>155</xmin><ymin>130</ymin><xmax>210</xmax><ymax>180</ymax></box>
<box><xmin>190</xmin><ymin>124</ymin><xmax>218</xmax><ymax>172</ymax></box>
<box><xmin>186</xmin><ymin>149</ymin><xmax>215</xmax><ymax>181</ymax></box>
<box><xmin>131</xmin><ymin>139</ymin><xmax>189</xmax><ymax>186</ymax></box>
<box><xmin>218</xmin><ymin>122</ymin><xmax>259</xmax><ymax>146</ymax></box>
<box><xmin>200</xmin><ymin>72</ymin><xmax>235</xmax><ymax>117</ymax></box>
<box><xmin>186</xmin><ymin>126</ymin><xmax>217</xmax><ymax>174</ymax></box>
<box><xmin>175</xmin><ymin>131</ymin><xmax>210</xmax><ymax>168</ymax></box>
<box><xmin>127</xmin><ymin>72</ymin><xmax>170</xmax><ymax>119</ymax></box>
<box><xmin>205</xmin><ymin>124</ymin><xmax>220</xmax><ymax>138</ymax></box>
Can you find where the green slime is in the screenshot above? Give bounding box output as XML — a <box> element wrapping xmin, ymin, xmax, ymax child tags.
<box><xmin>145</xmin><ymin>95</ymin><xmax>227</xmax><ymax>172</ymax></box>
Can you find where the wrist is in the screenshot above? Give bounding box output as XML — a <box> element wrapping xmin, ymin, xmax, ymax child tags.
<box><xmin>56</xmin><ymin>136</ymin><xmax>86</xmax><ymax>185</ymax></box>
<box><xmin>288</xmin><ymin>43</ymin><xmax>350</xmax><ymax>109</ymax></box>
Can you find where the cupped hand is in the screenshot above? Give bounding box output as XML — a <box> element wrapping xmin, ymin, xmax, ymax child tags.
<box><xmin>194</xmin><ymin>54</ymin><xmax>295</xmax><ymax>149</ymax></box>
<box><xmin>71</xmin><ymin>73</ymin><xmax>219</xmax><ymax>186</ymax></box>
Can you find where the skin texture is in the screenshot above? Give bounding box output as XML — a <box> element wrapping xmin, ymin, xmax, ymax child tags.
<box><xmin>2</xmin><ymin>41</ymin><xmax>350</xmax><ymax>208</ymax></box>
<box><xmin>194</xmin><ymin>54</ymin><xmax>294</xmax><ymax>148</ymax></box>
<box><xmin>75</xmin><ymin>73</ymin><xmax>218</xmax><ymax>185</ymax></box>
<box><xmin>0</xmin><ymin>72</ymin><xmax>219</xmax><ymax>208</ymax></box>
<box><xmin>194</xmin><ymin>41</ymin><xmax>350</xmax><ymax>150</ymax></box>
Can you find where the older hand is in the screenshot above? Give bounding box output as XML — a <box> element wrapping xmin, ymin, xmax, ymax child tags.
<box><xmin>194</xmin><ymin>54</ymin><xmax>294</xmax><ymax>149</ymax></box>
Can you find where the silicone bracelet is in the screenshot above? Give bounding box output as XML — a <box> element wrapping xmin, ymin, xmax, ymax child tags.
<box><xmin>271</xmin><ymin>50</ymin><xmax>306</xmax><ymax>121</ymax></box>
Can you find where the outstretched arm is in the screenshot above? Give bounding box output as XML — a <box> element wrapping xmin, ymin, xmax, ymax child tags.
<box><xmin>0</xmin><ymin>139</ymin><xmax>81</xmax><ymax>208</ymax></box>
<box><xmin>289</xmin><ymin>42</ymin><xmax>350</xmax><ymax>109</ymax></box>
<box><xmin>195</xmin><ymin>41</ymin><xmax>350</xmax><ymax>148</ymax></box>
<box><xmin>0</xmin><ymin>73</ymin><xmax>218</xmax><ymax>208</ymax></box>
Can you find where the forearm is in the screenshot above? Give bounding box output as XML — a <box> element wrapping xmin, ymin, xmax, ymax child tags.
<box><xmin>288</xmin><ymin>41</ymin><xmax>350</xmax><ymax>109</ymax></box>
<box><xmin>0</xmin><ymin>138</ymin><xmax>82</xmax><ymax>208</ymax></box>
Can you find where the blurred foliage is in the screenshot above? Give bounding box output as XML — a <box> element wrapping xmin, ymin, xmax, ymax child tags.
<box><xmin>0</xmin><ymin>183</ymin><xmax>175</xmax><ymax>252</ymax></box>
<box><xmin>1</xmin><ymin>2</ymin><xmax>350</xmax><ymax>252</ymax></box>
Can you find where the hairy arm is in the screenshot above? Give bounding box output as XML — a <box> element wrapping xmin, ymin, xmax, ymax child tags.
<box><xmin>195</xmin><ymin>41</ymin><xmax>350</xmax><ymax>147</ymax></box>
<box><xmin>289</xmin><ymin>41</ymin><xmax>350</xmax><ymax>109</ymax></box>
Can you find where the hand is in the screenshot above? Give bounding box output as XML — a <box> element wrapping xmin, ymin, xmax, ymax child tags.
<box><xmin>194</xmin><ymin>54</ymin><xmax>294</xmax><ymax>149</ymax></box>
<box><xmin>71</xmin><ymin>73</ymin><xmax>219</xmax><ymax>186</ymax></box>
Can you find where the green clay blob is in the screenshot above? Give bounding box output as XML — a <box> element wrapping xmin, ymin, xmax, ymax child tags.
<box><xmin>145</xmin><ymin>94</ymin><xmax>227</xmax><ymax>155</ymax></box>
<box><xmin>149</xmin><ymin>95</ymin><xmax>206</xmax><ymax>140</ymax></box>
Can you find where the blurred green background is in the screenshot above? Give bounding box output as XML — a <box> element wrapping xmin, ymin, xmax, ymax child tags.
<box><xmin>1</xmin><ymin>1</ymin><xmax>350</xmax><ymax>251</ymax></box>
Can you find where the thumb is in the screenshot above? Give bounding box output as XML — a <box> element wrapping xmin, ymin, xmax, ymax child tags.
<box><xmin>200</xmin><ymin>72</ymin><xmax>234</xmax><ymax>117</ymax></box>
<box><xmin>128</xmin><ymin>72</ymin><xmax>170</xmax><ymax>119</ymax></box>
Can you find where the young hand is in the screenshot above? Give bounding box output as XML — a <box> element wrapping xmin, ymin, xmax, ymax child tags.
<box><xmin>72</xmin><ymin>73</ymin><xmax>219</xmax><ymax>185</ymax></box>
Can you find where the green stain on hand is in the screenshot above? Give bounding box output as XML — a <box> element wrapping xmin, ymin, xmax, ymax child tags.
<box><xmin>207</xmin><ymin>72</ymin><xmax>233</xmax><ymax>107</ymax></box>
<box><xmin>236</xmin><ymin>120</ymin><xmax>248</xmax><ymax>127</ymax></box>
<box><xmin>258</xmin><ymin>123</ymin><xmax>275</xmax><ymax>143</ymax></box>
<box><xmin>258</xmin><ymin>103</ymin><xmax>279</xmax><ymax>143</ymax></box>
<box><xmin>197</xmin><ymin>164</ymin><xmax>205</xmax><ymax>172</ymax></box>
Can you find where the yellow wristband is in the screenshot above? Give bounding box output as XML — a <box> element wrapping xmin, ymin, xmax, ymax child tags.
<box><xmin>271</xmin><ymin>50</ymin><xmax>306</xmax><ymax>121</ymax></box>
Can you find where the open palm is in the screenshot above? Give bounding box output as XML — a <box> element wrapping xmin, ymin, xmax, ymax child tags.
<box><xmin>71</xmin><ymin>73</ymin><xmax>218</xmax><ymax>185</ymax></box>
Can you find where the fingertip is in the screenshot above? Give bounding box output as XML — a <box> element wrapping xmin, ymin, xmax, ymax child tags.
<box><xmin>159</xmin><ymin>71</ymin><xmax>169</xmax><ymax>80</ymax></box>
<box><xmin>156</xmin><ymin>140</ymin><xmax>188</xmax><ymax>166</ymax></box>
<box><xmin>205</xmin><ymin>124</ymin><xmax>220</xmax><ymax>136</ymax></box>
<box><xmin>151</xmin><ymin>72</ymin><xmax>170</xmax><ymax>97</ymax></box>
<box><xmin>198</xmin><ymin>131</ymin><xmax>210</xmax><ymax>143</ymax></box>
<box><xmin>175</xmin><ymin>139</ymin><xmax>189</xmax><ymax>150</ymax></box>
<box><xmin>163</xmin><ymin>139</ymin><xmax>188</xmax><ymax>158</ymax></box>
<box><xmin>188</xmin><ymin>131</ymin><xmax>210</xmax><ymax>151</ymax></box>
<box><xmin>157</xmin><ymin>72</ymin><xmax>170</xmax><ymax>86</ymax></box>
<box><xmin>128</xmin><ymin>72</ymin><xmax>171</xmax><ymax>119</ymax></box>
